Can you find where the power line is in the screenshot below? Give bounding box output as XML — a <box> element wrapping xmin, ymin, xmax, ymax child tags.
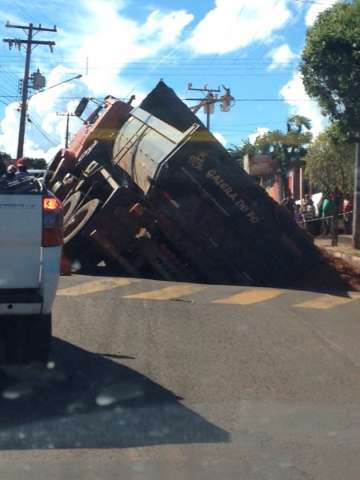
<box><xmin>294</xmin><ymin>0</ymin><xmax>335</xmax><ymax>5</ymax></box>
<box><xmin>27</xmin><ymin>116</ymin><xmax>58</xmax><ymax>146</ymax></box>
<box><xmin>0</xmin><ymin>98</ymin><xmax>10</xmax><ymax>107</ymax></box>
<box><xmin>0</xmin><ymin>94</ymin><xmax>318</xmax><ymax>103</ymax></box>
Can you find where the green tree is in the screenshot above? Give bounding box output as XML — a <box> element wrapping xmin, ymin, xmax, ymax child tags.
<box><xmin>228</xmin><ymin>139</ymin><xmax>256</xmax><ymax>168</ymax></box>
<box><xmin>301</xmin><ymin>1</ymin><xmax>360</xmax><ymax>138</ymax></box>
<box><xmin>26</xmin><ymin>157</ymin><xmax>47</xmax><ymax>169</ymax></box>
<box><xmin>305</xmin><ymin>127</ymin><xmax>354</xmax><ymax>196</ymax></box>
<box><xmin>252</xmin><ymin>115</ymin><xmax>312</xmax><ymax>198</ymax></box>
<box><xmin>230</xmin><ymin>116</ymin><xmax>312</xmax><ymax>199</ymax></box>
<box><xmin>0</xmin><ymin>151</ymin><xmax>12</xmax><ymax>164</ymax></box>
<box><xmin>300</xmin><ymin>0</ymin><xmax>360</xmax><ymax>246</ymax></box>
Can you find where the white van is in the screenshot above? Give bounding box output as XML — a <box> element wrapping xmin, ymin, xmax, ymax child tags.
<box><xmin>0</xmin><ymin>175</ymin><xmax>63</xmax><ymax>364</ymax></box>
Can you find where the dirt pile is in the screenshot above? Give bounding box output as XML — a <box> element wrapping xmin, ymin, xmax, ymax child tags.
<box><xmin>292</xmin><ymin>248</ymin><xmax>360</xmax><ymax>293</ymax></box>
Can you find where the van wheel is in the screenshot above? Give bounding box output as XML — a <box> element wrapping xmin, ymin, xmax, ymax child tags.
<box><xmin>26</xmin><ymin>313</ymin><xmax>52</xmax><ymax>363</ymax></box>
<box><xmin>0</xmin><ymin>314</ymin><xmax>52</xmax><ymax>365</ymax></box>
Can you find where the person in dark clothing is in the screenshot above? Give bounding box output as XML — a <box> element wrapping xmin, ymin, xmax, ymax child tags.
<box><xmin>282</xmin><ymin>195</ymin><xmax>295</xmax><ymax>213</ymax></box>
<box><xmin>294</xmin><ymin>204</ymin><xmax>304</xmax><ymax>226</ymax></box>
<box><xmin>15</xmin><ymin>157</ymin><xmax>30</xmax><ymax>178</ymax></box>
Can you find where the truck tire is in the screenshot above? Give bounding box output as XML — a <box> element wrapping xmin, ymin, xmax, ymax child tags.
<box><xmin>63</xmin><ymin>199</ymin><xmax>104</xmax><ymax>271</ymax></box>
<box><xmin>0</xmin><ymin>314</ymin><xmax>51</xmax><ymax>365</ymax></box>
<box><xmin>63</xmin><ymin>192</ymin><xmax>83</xmax><ymax>224</ymax></box>
<box><xmin>48</xmin><ymin>149</ymin><xmax>77</xmax><ymax>186</ymax></box>
<box><xmin>64</xmin><ymin>198</ymin><xmax>100</xmax><ymax>244</ymax></box>
<box><xmin>76</xmin><ymin>140</ymin><xmax>109</xmax><ymax>171</ymax></box>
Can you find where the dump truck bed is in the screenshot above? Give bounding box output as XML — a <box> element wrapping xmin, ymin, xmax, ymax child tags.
<box><xmin>112</xmin><ymin>81</ymin><xmax>320</xmax><ymax>287</ymax></box>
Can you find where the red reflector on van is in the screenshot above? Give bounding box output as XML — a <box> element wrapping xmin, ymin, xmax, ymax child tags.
<box><xmin>42</xmin><ymin>228</ymin><xmax>63</xmax><ymax>247</ymax></box>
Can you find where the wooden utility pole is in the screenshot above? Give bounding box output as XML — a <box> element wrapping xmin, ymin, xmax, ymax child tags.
<box><xmin>56</xmin><ymin>112</ymin><xmax>76</xmax><ymax>148</ymax></box>
<box><xmin>353</xmin><ymin>142</ymin><xmax>360</xmax><ymax>248</ymax></box>
<box><xmin>186</xmin><ymin>84</ymin><xmax>221</xmax><ymax>132</ymax></box>
<box><xmin>3</xmin><ymin>22</ymin><xmax>56</xmax><ymax>158</ymax></box>
<box><xmin>186</xmin><ymin>83</ymin><xmax>234</xmax><ymax>132</ymax></box>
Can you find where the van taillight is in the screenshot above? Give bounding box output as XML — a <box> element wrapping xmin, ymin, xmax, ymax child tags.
<box><xmin>42</xmin><ymin>195</ymin><xmax>63</xmax><ymax>247</ymax></box>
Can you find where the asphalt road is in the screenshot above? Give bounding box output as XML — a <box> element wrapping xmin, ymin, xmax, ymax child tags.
<box><xmin>1</xmin><ymin>274</ymin><xmax>360</xmax><ymax>479</ymax></box>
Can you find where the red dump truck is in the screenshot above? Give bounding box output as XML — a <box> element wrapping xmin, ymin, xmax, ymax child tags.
<box><xmin>47</xmin><ymin>81</ymin><xmax>320</xmax><ymax>286</ymax></box>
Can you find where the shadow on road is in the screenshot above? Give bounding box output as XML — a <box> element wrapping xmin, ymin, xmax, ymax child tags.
<box><xmin>0</xmin><ymin>338</ymin><xmax>229</xmax><ymax>450</ymax></box>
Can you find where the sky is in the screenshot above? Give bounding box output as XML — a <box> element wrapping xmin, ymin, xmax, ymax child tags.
<box><xmin>0</xmin><ymin>0</ymin><xmax>339</xmax><ymax>161</ymax></box>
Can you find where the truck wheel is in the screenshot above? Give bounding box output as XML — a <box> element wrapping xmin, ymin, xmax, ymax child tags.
<box><xmin>77</xmin><ymin>140</ymin><xmax>109</xmax><ymax>170</ymax></box>
<box><xmin>47</xmin><ymin>150</ymin><xmax>64</xmax><ymax>185</ymax></box>
<box><xmin>63</xmin><ymin>192</ymin><xmax>83</xmax><ymax>224</ymax></box>
<box><xmin>48</xmin><ymin>150</ymin><xmax>77</xmax><ymax>186</ymax></box>
<box><xmin>51</xmin><ymin>181</ymin><xmax>74</xmax><ymax>202</ymax></box>
<box><xmin>64</xmin><ymin>199</ymin><xmax>100</xmax><ymax>244</ymax></box>
<box><xmin>63</xmin><ymin>199</ymin><xmax>104</xmax><ymax>270</ymax></box>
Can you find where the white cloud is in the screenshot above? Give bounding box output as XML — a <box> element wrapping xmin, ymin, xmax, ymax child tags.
<box><xmin>249</xmin><ymin>127</ymin><xmax>270</xmax><ymax>144</ymax></box>
<box><xmin>268</xmin><ymin>44</ymin><xmax>297</xmax><ymax>70</ymax></box>
<box><xmin>62</xmin><ymin>2</ymin><xmax>193</xmax><ymax>95</ymax></box>
<box><xmin>279</xmin><ymin>72</ymin><xmax>327</xmax><ymax>136</ymax></box>
<box><xmin>305</xmin><ymin>0</ymin><xmax>339</xmax><ymax>27</ymax></box>
<box><xmin>0</xmin><ymin>1</ymin><xmax>194</xmax><ymax>160</ymax></box>
<box><xmin>188</xmin><ymin>0</ymin><xmax>292</xmax><ymax>54</ymax></box>
<box><xmin>214</xmin><ymin>131</ymin><xmax>227</xmax><ymax>146</ymax></box>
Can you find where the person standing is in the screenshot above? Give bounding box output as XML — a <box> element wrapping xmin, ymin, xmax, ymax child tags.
<box><xmin>6</xmin><ymin>164</ymin><xmax>17</xmax><ymax>180</ymax></box>
<box><xmin>343</xmin><ymin>195</ymin><xmax>353</xmax><ymax>234</ymax></box>
<box><xmin>282</xmin><ymin>194</ymin><xmax>295</xmax><ymax>214</ymax></box>
<box><xmin>294</xmin><ymin>204</ymin><xmax>305</xmax><ymax>227</ymax></box>
<box><xmin>15</xmin><ymin>158</ymin><xmax>30</xmax><ymax>178</ymax></box>
<box><xmin>321</xmin><ymin>193</ymin><xmax>333</xmax><ymax>236</ymax></box>
<box><xmin>303</xmin><ymin>193</ymin><xmax>314</xmax><ymax>209</ymax></box>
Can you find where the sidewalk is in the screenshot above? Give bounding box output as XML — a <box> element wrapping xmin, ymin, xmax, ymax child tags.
<box><xmin>315</xmin><ymin>234</ymin><xmax>360</xmax><ymax>269</ymax></box>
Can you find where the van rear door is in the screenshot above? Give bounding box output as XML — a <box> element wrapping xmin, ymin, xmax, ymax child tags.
<box><xmin>0</xmin><ymin>193</ymin><xmax>42</xmax><ymax>288</ymax></box>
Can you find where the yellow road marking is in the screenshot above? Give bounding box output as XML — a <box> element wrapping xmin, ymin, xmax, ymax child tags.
<box><xmin>123</xmin><ymin>284</ymin><xmax>206</xmax><ymax>301</ymax></box>
<box><xmin>213</xmin><ymin>288</ymin><xmax>284</xmax><ymax>305</ymax></box>
<box><xmin>57</xmin><ymin>278</ymin><xmax>139</xmax><ymax>296</ymax></box>
<box><xmin>293</xmin><ymin>292</ymin><xmax>360</xmax><ymax>309</ymax></box>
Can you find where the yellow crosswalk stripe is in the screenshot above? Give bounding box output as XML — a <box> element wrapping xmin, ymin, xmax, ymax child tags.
<box><xmin>123</xmin><ymin>283</ymin><xmax>206</xmax><ymax>300</ymax></box>
<box><xmin>293</xmin><ymin>292</ymin><xmax>360</xmax><ymax>309</ymax></box>
<box><xmin>213</xmin><ymin>288</ymin><xmax>284</xmax><ymax>305</ymax></box>
<box><xmin>57</xmin><ymin>277</ymin><xmax>139</xmax><ymax>296</ymax></box>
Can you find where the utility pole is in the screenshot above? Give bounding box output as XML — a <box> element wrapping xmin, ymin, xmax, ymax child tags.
<box><xmin>187</xmin><ymin>84</ymin><xmax>220</xmax><ymax>131</ymax></box>
<box><xmin>56</xmin><ymin>112</ymin><xmax>76</xmax><ymax>148</ymax></box>
<box><xmin>353</xmin><ymin>142</ymin><xmax>360</xmax><ymax>248</ymax></box>
<box><xmin>3</xmin><ymin>22</ymin><xmax>56</xmax><ymax>159</ymax></box>
<box><xmin>186</xmin><ymin>83</ymin><xmax>234</xmax><ymax>132</ymax></box>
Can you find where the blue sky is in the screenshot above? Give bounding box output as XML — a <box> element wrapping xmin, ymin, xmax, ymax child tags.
<box><xmin>0</xmin><ymin>0</ymin><xmax>337</xmax><ymax>160</ymax></box>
